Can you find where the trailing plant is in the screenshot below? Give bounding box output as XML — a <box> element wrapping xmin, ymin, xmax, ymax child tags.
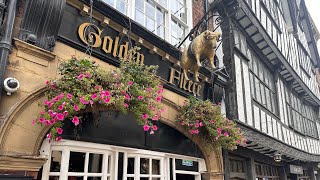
<box><xmin>34</xmin><ymin>48</ymin><xmax>164</xmax><ymax>141</ymax></box>
<box><xmin>176</xmin><ymin>97</ymin><xmax>246</xmax><ymax>150</ymax></box>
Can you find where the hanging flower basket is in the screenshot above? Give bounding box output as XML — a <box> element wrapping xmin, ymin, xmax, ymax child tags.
<box><xmin>176</xmin><ymin>97</ymin><xmax>246</xmax><ymax>150</ymax></box>
<box><xmin>34</xmin><ymin>48</ymin><xmax>164</xmax><ymax>141</ymax></box>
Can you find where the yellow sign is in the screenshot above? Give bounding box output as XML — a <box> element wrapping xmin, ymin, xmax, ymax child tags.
<box><xmin>78</xmin><ymin>23</ymin><xmax>144</xmax><ymax>64</ymax></box>
<box><xmin>169</xmin><ymin>68</ymin><xmax>202</xmax><ymax>96</ymax></box>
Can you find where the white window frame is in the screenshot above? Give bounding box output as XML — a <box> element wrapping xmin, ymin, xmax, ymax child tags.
<box><xmin>40</xmin><ymin>139</ymin><xmax>205</xmax><ymax>180</ymax></box>
<box><xmin>101</xmin><ymin>0</ymin><xmax>193</xmax><ymax>46</ymax></box>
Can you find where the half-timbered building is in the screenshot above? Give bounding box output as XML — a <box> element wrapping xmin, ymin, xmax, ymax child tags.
<box><xmin>219</xmin><ymin>0</ymin><xmax>320</xmax><ymax>179</ymax></box>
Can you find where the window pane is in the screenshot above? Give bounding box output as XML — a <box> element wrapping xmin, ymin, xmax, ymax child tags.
<box><xmin>140</xmin><ymin>158</ymin><xmax>150</xmax><ymax>174</ymax></box>
<box><xmin>88</xmin><ymin>153</ymin><xmax>103</xmax><ymax>173</ymax></box>
<box><xmin>127</xmin><ymin>158</ymin><xmax>135</xmax><ymax>174</ymax></box>
<box><xmin>140</xmin><ymin>178</ymin><xmax>149</xmax><ymax>180</ymax></box>
<box><xmin>127</xmin><ymin>178</ymin><xmax>134</xmax><ymax>180</ymax></box>
<box><xmin>87</xmin><ymin>177</ymin><xmax>101</xmax><ymax>180</ymax></box>
<box><xmin>68</xmin><ymin>177</ymin><xmax>83</xmax><ymax>180</ymax></box>
<box><xmin>146</xmin><ymin>17</ymin><xmax>155</xmax><ymax>31</ymax></box>
<box><xmin>69</xmin><ymin>152</ymin><xmax>86</xmax><ymax>172</ymax></box>
<box><xmin>116</xmin><ymin>0</ymin><xmax>127</xmax><ymax>14</ymax></box>
<box><xmin>159</xmin><ymin>0</ymin><xmax>166</xmax><ymax>7</ymax></box>
<box><xmin>49</xmin><ymin>176</ymin><xmax>59</xmax><ymax>180</ymax></box>
<box><xmin>136</xmin><ymin>0</ymin><xmax>144</xmax><ymax>10</ymax></box>
<box><xmin>152</xmin><ymin>159</ymin><xmax>160</xmax><ymax>175</ymax></box>
<box><xmin>146</xmin><ymin>1</ymin><xmax>155</xmax><ymax>18</ymax></box>
<box><xmin>135</xmin><ymin>9</ymin><xmax>144</xmax><ymax>25</ymax></box>
<box><xmin>50</xmin><ymin>151</ymin><xmax>62</xmax><ymax>172</ymax></box>
<box><xmin>104</xmin><ymin>0</ymin><xmax>114</xmax><ymax>6</ymax></box>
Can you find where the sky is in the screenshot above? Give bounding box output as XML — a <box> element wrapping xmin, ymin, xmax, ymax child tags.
<box><xmin>305</xmin><ymin>0</ymin><xmax>320</xmax><ymax>49</ymax></box>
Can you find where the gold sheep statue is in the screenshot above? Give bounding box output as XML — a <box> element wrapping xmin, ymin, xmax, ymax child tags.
<box><xmin>180</xmin><ymin>30</ymin><xmax>221</xmax><ymax>82</ymax></box>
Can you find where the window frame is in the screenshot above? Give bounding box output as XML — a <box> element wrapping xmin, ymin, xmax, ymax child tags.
<box><xmin>40</xmin><ymin>140</ymin><xmax>205</xmax><ymax>180</ymax></box>
<box><xmin>100</xmin><ymin>0</ymin><xmax>193</xmax><ymax>46</ymax></box>
<box><xmin>284</xmin><ymin>85</ymin><xmax>319</xmax><ymax>139</ymax></box>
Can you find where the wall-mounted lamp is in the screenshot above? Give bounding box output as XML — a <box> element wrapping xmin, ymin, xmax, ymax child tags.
<box><xmin>274</xmin><ymin>153</ymin><xmax>282</xmax><ymax>162</ymax></box>
<box><xmin>317</xmin><ymin>163</ymin><xmax>320</xmax><ymax>168</ymax></box>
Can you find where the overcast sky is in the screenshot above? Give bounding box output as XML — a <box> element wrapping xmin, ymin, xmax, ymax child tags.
<box><xmin>305</xmin><ymin>0</ymin><xmax>320</xmax><ymax>49</ymax></box>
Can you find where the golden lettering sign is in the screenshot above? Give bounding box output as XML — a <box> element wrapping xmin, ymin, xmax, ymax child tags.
<box><xmin>78</xmin><ymin>22</ymin><xmax>203</xmax><ymax>97</ymax></box>
<box><xmin>169</xmin><ymin>68</ymin><xmax>202</xmax><ymax>96</ymax></box>
<box><xmin>78</xmin><ymin>23</ymin><xmax>144</xmax><ymax>64</ymax></box>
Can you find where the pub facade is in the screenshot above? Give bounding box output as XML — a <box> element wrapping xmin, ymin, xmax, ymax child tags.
<box><xmin>220</xmin><ymin>0</ymin><xmax>320</xmax><ymax>180</ymax></box>
<box><xmin>0</xmin><ymin>0</ymin><xmax>319</xmax><ymax>180</ymax></box>
<box><xmin>0</xmin><ymin>0</ymin><xmax>227</xmax><ymax>180</ymax></box>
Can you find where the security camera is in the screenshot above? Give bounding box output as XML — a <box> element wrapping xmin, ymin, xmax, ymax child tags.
<box><xmin>4</xmin><ymin>77</ymin><xmax>20</xmax><ymax>95</ymax></box>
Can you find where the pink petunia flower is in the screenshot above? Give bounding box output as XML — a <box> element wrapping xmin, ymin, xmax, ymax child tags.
<box><xmin>147</xmin><ymin>87</ymin><xmax>152</xmax><ymax>92</ymax></box>
<box><xmin>80</xmin><ymin>97</ymin><xmax>88</xmax><ymax>105</ymax></box>
<box><xmin>40</xmin><ymin>111</ymin><xmax>45</xmax><ymax>115</ymax></box>
<box><xmin>72</xmin><ymin>116</ymin><xmax>79</xmax><ymax>126</ymax></box>
<box><xmin>195</xmin><ymin>123</ymin><xmax>199</xmax><ymax>128</ymax></box>
<box><xmin>156</xmin><ymin>96</ymin><xmax>162</xmax><ymax>102</ymax></box>
<box><xmin>39</xmin><ymin>118</ymin><xmax>45</xmax><ymax>123</ymax></box>
<box><xmin>125</xmin><ymin>94</ymin><xmax>131</xmax><ymax>101</ymax></box>
<box><xmin>217</xmin><ymin>127</ymin><xmax>222</xmax><ymax>134</ymax></box>
<box><xmin>224</xmin><ymin>132</ymin><xmax>229</xmax><ymax>137</ymax></box>
<box><xmin>143</xmin><ymin>125</ymin><xmax>150</xmax><ymax>131</ymax></box>
<box><xmin>199</xmin><ymin>122</ymin><xmax>203</xmax><ymax>127</ymax></box>
<box><xmin>102</xmin><ymin>91</ymin><xmax>110</xmax><ymax>97</ymax></box>
<box><xmin>157</xmin><ymin>85</ymin><xmax>163</xmax><ymax>89</ymax></box>
<box><xmin>142</xmin><ymin>114</ymin><xmax>149</xmax><ymax>119</ymax></box>
<box><xmin>138</xmin><ymin>96</ymin><xmax>143</xmax><ymax>100</ymax></box>
<box><xmin>152</xmin><ymin>115</ymin><xmax>158</xmax><ymax>121</ymax></box>
<box><xmin>74</xmin><ymin>104</ymin><xmax>79</xmax><ymax>111</ymax></box>
<box><xmin>181</xmin><ymin>121</ymin><xmax>185</xmax><ymax>126</ymax></box>
<box><xmin>85</xmin><ymin>73</ymin><xmax>91</xmax><ymax>78</ymax></box>
<box><xmin>149</xmin><ymin>105</ymin><xmax>155</xmax><ymax>111</ymax></box>
<box><xmin>153</xmin><ymin>125</ymin><xmax>158</xmax><ymax>131</ymax></box>
<box><xmin>104</xmin><ymin>98</ymin><xmax>110</xmax><ymax>103</ymax></box>
<box><xmin>57</xmin><ymin>128</ymin><xmax>63</xmax><ymax>135</ymax></box>
<box><xmin>210</xmin><ymin>120</ymin><xmax>214</xmax><ymax>124</ymax></box>
<box><xmin>67</xmin><ymin>93</ymin><xmax>73</xmax><ymax>99</ymax></box>
<box><xmin>47</xmin><ymin>102</ymin><xmax>53</xmax><ymax>108</ymax></box>
<box><xmin>91</xmin><ymin>93</ymin><xmax>98</xmax><ymax>99</ymax></box>
<box><xmin>58</xmin><ymin>104</ymin><xmax>64</xmax><ymax>111</ymax></box>
<box><xmin>123</xmin><ymin>103</ymin><xmax>128</xmax><ymax>108</ymax></box>
<box><xmin>128</xmin><ymin>81</ymin><xmax>134</xmax><ymax>86</ymax></box>
<box><xmin>32</xmin><ymin>120</ymin><xmax>35</xmax><ymax>124</ymax></box>
<box><xmin>194</xmin><ymin>130</ymin><xmax>199</xmax><ymax>134</ymax></box>
<box><xmin>56</xmin><ymin>113</ymin><xmax>64</xmax><ymax>121</ymax></box>
<box><xmin>56</xmin><ymin>136</ymin><xmax>62</xmax><ymax>142</ymax></box>
<box><xmin>46</xmin><ymin>133</ymin><xmax>52</xmax><ymax>139</ymax></box>
<box><xmin>45</xmin><ymin>120</ymin><xmax>52</xmax><ymax>126</ymax></box>
<box><xmin>45</xmin><ymin>80</ymin><xmax>50</xmax><ymax>85</ymax></box>
<box><xmin>77</xmin><ymin>74</ymin><xmax>84</xmax><ymax>79</ymax></box>
<box><xmin>89</xmin><ymin>100</ymin><xmax>94</xmax><ymax>105</ymax></box>
<box><xmin>63</xmin><ymin>111</ymin><xmax>68</xmax><ymax>116</ymax></box>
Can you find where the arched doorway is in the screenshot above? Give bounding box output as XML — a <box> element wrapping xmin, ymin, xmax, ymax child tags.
<box><xmin>0</xmin><ymin>88</ymin><xmax>224</xmax><ymax>180</ymax></box>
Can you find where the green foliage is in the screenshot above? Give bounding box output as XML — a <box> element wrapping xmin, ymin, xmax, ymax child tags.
<box><xmin>176</xmin><ymin>97</ymin><xmax>246</xmax><ymax>150</ymax></box>
<box><xmin>36</xmin><ymin>47</ymin><xmax>164</xmax><ymax>141</ymax></box>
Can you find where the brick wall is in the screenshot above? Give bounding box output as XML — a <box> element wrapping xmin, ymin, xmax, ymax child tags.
<box><xmin>192</xmin><ymin>0</ymin><xmax>215</xmax><ymax>33</ymax></box>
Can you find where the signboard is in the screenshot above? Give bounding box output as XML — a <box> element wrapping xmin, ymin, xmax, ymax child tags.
<box><xmin>182</xmin><ymin>160</ymin><xmax>193</xmax><ymax>167</ymax></box>
<box><xmin>57</xmin><ymin>4</ymin><xmax>211</xmax><ymax>99</ymax></box>
<box><xmin>289</xmin><ymin>165</ymin><xmax>303</xmax><ymax>175</ymax></box>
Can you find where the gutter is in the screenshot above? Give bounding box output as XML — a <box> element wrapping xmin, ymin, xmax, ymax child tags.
<box><xmin>0</xmin><ymin>0</ymin><xmax>17</xmax><ymax>101</ymax></box>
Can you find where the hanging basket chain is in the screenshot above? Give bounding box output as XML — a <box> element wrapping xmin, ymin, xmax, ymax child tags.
<box><xmin>84</xmin><ymin>0</ymin><xmax>94</xmax><ymax>58</ymax></box>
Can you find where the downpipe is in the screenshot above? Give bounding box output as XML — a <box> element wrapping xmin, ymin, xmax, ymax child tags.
<box><xmin>0</xmin><ymin>0</ymin><xmax>18</xmax><ymax>101</ymax></box>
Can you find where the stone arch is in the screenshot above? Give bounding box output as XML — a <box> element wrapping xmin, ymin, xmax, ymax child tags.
<box><xmin>0</xmin><ymin>87</ymin><xmax>224</xmax><ymax>179</ymax></box>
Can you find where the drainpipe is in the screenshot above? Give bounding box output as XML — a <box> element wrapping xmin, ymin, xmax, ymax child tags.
<box><xmin>0</xmin><ymin>0</ymin><xmax>17</xmax><ymax>101</ymax></box>
<box><xmin>204</xmin><ymin>0</ymin><xmax>208</xmax><ymax>29</ymax></box>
